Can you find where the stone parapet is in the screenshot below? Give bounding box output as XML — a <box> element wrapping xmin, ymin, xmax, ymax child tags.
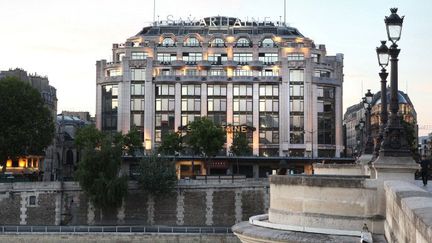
<box><xmin>384</xmin><ymin>180</ymin><xmax>432</xmax><ymax>243</ymax></box>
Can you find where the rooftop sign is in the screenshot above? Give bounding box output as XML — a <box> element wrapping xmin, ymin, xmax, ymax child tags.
<box><xmin>155</xmin><ymin>16</ymin><xmax>286</xmax><ymax>27</ymax></box>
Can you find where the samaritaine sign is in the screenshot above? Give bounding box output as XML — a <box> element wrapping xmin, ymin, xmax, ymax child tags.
<box><xmin>155</xmin><ymin>16</ymin><xmax>285</xmax><ymax>27</ymax></box>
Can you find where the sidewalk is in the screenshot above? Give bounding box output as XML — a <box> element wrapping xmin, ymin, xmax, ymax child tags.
<box><xmin>414</xmin><ymin>179</ymin><xmax>432</xmax><ymax>193</ymax></box>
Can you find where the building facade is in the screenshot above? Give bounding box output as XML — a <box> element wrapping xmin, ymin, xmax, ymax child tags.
<box><xmin>96</xmin><ymin>17</ymin><xmax>344</xmax><ymax>162</ymax></box>
<box><xmin>343</xmin><ymin>90</ymin><xmax>417</xmax><ymax>157</ymax></box>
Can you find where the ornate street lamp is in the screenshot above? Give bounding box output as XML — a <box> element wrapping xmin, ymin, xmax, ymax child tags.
<box><xmin>380</xmin><ymin>8</ymin><xmax>411</xmax><ymax>157</ymax></box>
<box><xmin>374</xmin><ymin>41</ymin><xmax>389</xmax><ymax>156</ymax></box>
<box><xmin>363</xmin><ymin>90</ymin><xmax>374</xmax><ymax>154</ymax></box>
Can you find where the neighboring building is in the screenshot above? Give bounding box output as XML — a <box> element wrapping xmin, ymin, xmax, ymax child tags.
<box><xmin>53</xmin><ymin>115</ymin><xmax>88</xmax><ymax>180</ymax></box>
<box><xmin>0</xmin><ymin>68</ymin><xmax>57</xmax><ymax>179</ymax></box>
<box><xmin>343</xmin><ymin>90</ymin><xmax>417</xmax><ymax>157</ymax></box>
<box><xmin>61</xmin><ymin>111</ymin><xmax>93</xmax><ymax>124</ymax></box>
<box><xmin>96</xmin><ymin>17</ymin><xmax>344</xmax><ymax>176</ymax></box>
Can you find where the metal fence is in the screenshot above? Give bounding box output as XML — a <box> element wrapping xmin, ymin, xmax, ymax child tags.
<box><xmin>0</xmin><ymin>225</ymin><xmax>233</xmax><ymax>234</ymax></box>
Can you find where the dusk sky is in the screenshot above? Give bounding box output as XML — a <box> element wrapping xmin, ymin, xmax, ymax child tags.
<box><xmin>1</xmin><ymin>0</ymin><xmax>431</xmax><ymax>135</ymax></box>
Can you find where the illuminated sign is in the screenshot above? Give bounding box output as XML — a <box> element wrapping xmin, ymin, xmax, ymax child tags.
<box><xmin>178</xmin><ymin>124</ymin><xmax>255</xmax><ymax>133</ymax></box>
<box><xmin>155</xmin><ymin>16</ymin><xmax>284</xmax><ymax>27</ymax></box>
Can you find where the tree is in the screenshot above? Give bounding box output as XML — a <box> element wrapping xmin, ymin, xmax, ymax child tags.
<box><xmin>157</xmin><ymin>132</ymin><xmax>183</xmax><ymax>156</ymax></box>
<box><xmin>185</xmin><ymin>117</ymin><xmax>225</xmax><ymax>174</ymax></box>
<box><xmin>401</xmin><ymin>118</ymin><xmax>418</xmax><ymax>156</ymax></box>
<box><xmin>230</xmin><ymin>132</ymin><xmax>252</xmax><ymax>174</ymax></box>
<box><xmin>136</xmin><ymin>155</ymin><xmax>177</xmax><ymax>196</ymax></box>
<box><xmin>74</xmin><ymin>126</ymin><xmax>141</xmax><ymax>210</ymax></box>
<box><xmin>0</xmin><ymin>77</ymin><xmax>54</xmax><ymax>172</ymax></box>
<box><xmin>230</xmin><ymin>132</ymin><xmax>252</xmax><ymax>157</ymax></box>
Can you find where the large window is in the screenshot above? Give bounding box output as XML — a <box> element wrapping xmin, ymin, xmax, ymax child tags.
<box><xmin>156</xmin><ymin>84</ymin><xmax>175</xmax><ymax>96</ymax></box>
<box><xmin>155</xmin><ymin>84</ymin><xmax>175</xmax><ymax>144</ymax></box>
<box><xmin>259</xmin><ymin>85</ymin><xmax>279</xmax><ymax>154</ymax></box>
<box><xmin>259</xmin><ymin>69</ymin><xmax>279</xmax><ymax>77</ymax></box>
<box><xmin>162</xmin><ymin>37</ymin><xmax>175</xmax><ymax>47</ymax></box>
<box><xmin>131</xmin><ymin>83</ymin><xmax>145</xmax><ymax>95</ymax></box>
<box><xmin>181</xmin><ymin>84</ymin><xmax>201</xmax><ymax>96</ymax></box>
<box><xmin>287</xmin><ymin>53</ymin><xmax>305</xmax><ymax>61</ymax></box>
<box><xmin>131</xmin><ymin>98</ymin><xmax>144</xmax><ymax>111</ymax></box>
<box><xmin>207</xmin><ymin>85</ymin><xmax>227</xmax><ymax>96</ymax></box>
<box><xmin>182</xmin><ymin>52</ymin><xmax>202</xmax><ymax>64</ymax></box>
<box><xmin>102</xmin><ymin>85</ymin><xmax>118</xmax><ymax>132</ymax></box>
<box><xmin>107</xmin><ymin>69</ymin><xmax>122</xmax><ymax>77</ymax></box>
<box><xmin>131</xmin><ymin>69</ymin><xmax>146</xmax><ymax>81</ymax></box>
<box><xmin>184</xmin><ymin>37</ymin><xmax>200</xmax><ymax>47</ymax></box>
<box><xmin>210</xmin><ymin>38</ymin><xmax>225</xmax><ymax>47</ymax></box>
<box><xmin>131</xmin><ymin>52</ymin><xmax>148</xmax><ymax>60</ymax></box>
<box><xmin>156</xmin><ymin>98</ymin><xmax>175</xmax><ymax>111</ymax></box>
<box><xmin>233</xmin><ymin>69</ymin><xmax>252</xmax><ymax>77</ymax></box>
<box><xmin>157</xmin><ymin>53</ymin><xmax>176</xmax><ymax>63</ymax></box>
<box><xmin>181</xmin><ymin>98</ymin><xmax>201</xmax><ymax>111</ymax></box>
<box><xmin>260</xmin><ymin>38</ymin><xmax>275</xmax><ymax>48</ymax></box>
<box><xmin>209</xmin><ymin>69</ymin><xmax>226</xmax><ymax>76</ymax></box>
<box><xmin>208</xmin><ymin>53</ymin><xmax>227</xmax><ymax>65</ymax></box>
<box><xmin>290</xmin><ymin>85</ymin><xmax>304</xmax><ymax>97</ymax></box>
<box><xmin>289</xmin><ymin>70</ymin><xmax>304</xmax><ymax>82</ymax></box>
<box><xmin>233</xmin><ymin>53</ymin><xmax>253</xmax><ymax>64</ymax></box>
<box><xmin>258</xmin><ymin>53</ymin><xmax>278</xmax><ymax>64</ymax></box>
<box><xmin>290</xmin><ymin>100</ymin><xmax>304</xmax><ymax>112</ymax></box>
<box><xmin>236</xmin><ymin>38</ymin><xmax>251</xmax><ymax>47</ymax></box>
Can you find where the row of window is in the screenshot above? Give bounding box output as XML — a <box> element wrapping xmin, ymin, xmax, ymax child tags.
<box><xmin>160</xmin><ymin>37</ymin><xmax>276</xmax><ymax>48</ymax></box>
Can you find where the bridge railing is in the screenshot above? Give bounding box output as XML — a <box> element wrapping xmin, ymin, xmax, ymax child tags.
<box><xmin>0</xmin><ymin>225</ymin><xmax>233</xmax><ymax>234</ymax></box>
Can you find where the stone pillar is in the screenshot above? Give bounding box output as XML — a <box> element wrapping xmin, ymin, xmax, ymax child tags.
<box><xmin>19</xmin><ymin>193</ymin><xmax>27</xmax><ymax>225</ymax></box>
<box><xmin>174</xmin><ymin>82</ymin><xmax>181</xmax><ymax>132</ymax></box>
<box><xmin>147</xmin><ymin>195</ymin><xmax>155</xmax><ymax>225</ymax></box>
<box><xmin>201</xmin><ymin>83</ymin><xmax>207</xmax><ymax>117</ymax></box>
<box><xmin>117</xmin><ymin>57</ymin><xmax>131</xmax><ymax>133</ymax></box>
<box><xmin>252</xmin><ymin>83</ymin><xmax>260</xmax><ymax>155</ymax></box>
<box><xmin>144</xmin><ymin>58</ymin><xmax>155</xmax><ymax>151</ymax></box>
<box><xmin>87</xmin><ymin>201</ymin><xmax>95</xmax><ymax>225</ymax></box>
<box><xmin>226</xmin><ymin>83</ymin><xmax>234</xmax><ymax>154</ymax></box>
<box><xmin>55</xmin><ymin>191</ymin><xmax>62</xmax><ymax>225</ymax></box>
<box><xmin>253</xmin><ymin>164</ymin><xmax>259</xmax><ymax>179</ymax></box>
<box><xmin>176</xmin><ymin>190</ymin><xmax>185</xmax><ymax>225</ymax></box>
<box><xmin>279</xmin><ymin>58</ymin><xmax>289</xmax><ymax>156</ymax></box>
<box><xmin>335</xmin><ymin>86</ymin><xmax>343</xmax><ymax>157</ymax></box>
<box><xmin>234</xmin><ymin>189</ymin><xmax>243</xmax><ymax>223</ymax></box>
<box><xmin>205</xmin><ymin>189</ymin><xmax>214</xmax><ymax>226</ymax></box>
<box><xmin>95</xmin><ymin>60</ymin><xmax>106</xmax><ymax>130</ymax></box>
<box><xmin>117</xmin><ymin>199</ymin><xmax>125</xmax><ymax>225</ymax></box>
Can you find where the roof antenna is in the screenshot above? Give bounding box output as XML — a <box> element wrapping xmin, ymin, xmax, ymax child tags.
<box><xmin>153</xmin><ymin>0</ymin><xmax>156</xmax><ymax>26</ymax></box>
<box><xmin>284</xmin><ymin>0</ymin><xmax>286</xmax><ymax>26</ymax></box>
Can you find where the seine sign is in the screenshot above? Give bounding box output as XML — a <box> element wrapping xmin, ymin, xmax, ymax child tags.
<box><xmin>178</xmin><ymin>124</ymin><xmax>255</xmax><ymax>133</ymax></box>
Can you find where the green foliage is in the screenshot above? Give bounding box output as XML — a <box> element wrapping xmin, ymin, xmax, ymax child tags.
<box><xmin>185</xmin><ymin>117</ymin><xmax>225</xmax><ymax>159</ymax></box>
<box><xmin>158</xmin><ymin>132</ymin><xmax>183</xmax><ymax>156</ymax></box>
<box><xmin>136</xmin><ymin>155</ymin><xmax>177</xmax><ymax>196</ymax></box>
<box><xmin>75</xmin><ymin>126</ymin><xmax>142</xmax><ymax>210</ymax></box>
<box><xmin>401</xmin><ymin>119</ymin><xmax>418</xmax><ymax>155</ymax></box>
<box><xmin>0</xmin><ymin>77</ymin><xmax>54</xmax><ymax>170</ymax></box>
<box><xmin>230</xmin><ymin>132</ymin><xmax>252</xmax><ymax>156</ymax></box>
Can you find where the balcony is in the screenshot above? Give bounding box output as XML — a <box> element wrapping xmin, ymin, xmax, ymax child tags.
<box><xmin>103</xmin><ymin>76</ymin><xmax>122</xmax><ymax>83</ymax></box>
<box><xmin>313</xmin><ymin>77</ymin><xmax>340</xmax><ymax>86</ymax></box>
<box><xmin>315</xmin><ymin>62</ymin><xmax>334</xmax><ymax>71</ymax></box>
<box><xmin>105</xmin><ymin>62</ymin><xmax>121</xmax><ymax>69</ymax></box>
<box><xmin>287</xmin><ymin>61</ymin><xmax>305</xmax><ymax>69</ymax></box>
<box><xmin>180</xmin><ymin>75</ymin><xmax>205</xmax><ymax>82</ymax></box>
<box><xmin>207</xmin><ymin>75</ymin><xmax>228</xmax><ymax>82</ymax></box>
<box><xmin>171</xmin><ymin>60</ymin><xmax>185</xmax><ymax>69</ymax></box>
<box><xmin>232</xmin><ymin>76</ymin><xmax>255</xmax><ymax>82</ymax></box>
<box><xmin>197</xmin><ymin>60</ymin><xmax>212</xmax><ymax>69</ymax></box>
<box><xmin>222</xmin><ymin>60</ymin><xmax>238</xmax><ymax>68</ymax></box>
<box><xmin>129</xmin><ymin>59</ymin><xmax>147</xmax><ymax>68</ymax></box>
<box><xmin>258</xmin><ymin>76</ymin><xmax>280</xmax><ymax>82</ymax></box>
<box><xmin>249</xmin><ymin>60</ymin><xmax>264</xmax><ymax>70</ymax></box>
<box><xmin>154</xmin><ymin>75</ymin><xmax>177</xmax><ymax>82</ymax></box>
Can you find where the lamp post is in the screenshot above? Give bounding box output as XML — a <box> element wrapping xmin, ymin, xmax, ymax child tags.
<box><xmin>357</xmin><ymin>119</ymin><xmax>365</xmax><ymax>156</ymax></box>
<box><xmin>374</xmin><ymin>41</ymin><xmax>389</xmax><ymax>156</ymax></box>
<box><xmin>363</xmin><ymin>90</ymin><xmax>374</xmax><ymax>155</ymax></box>
<box><xmin>379</xmin><ymin>8</ymin><xmax>411</xmax><ymax>157</ymax></box>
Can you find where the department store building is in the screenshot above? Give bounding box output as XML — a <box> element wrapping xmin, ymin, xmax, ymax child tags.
<box><xmin>96</xmin><ymin>17</ymin><xmax>344</xmax><ymax>166</ymax></box>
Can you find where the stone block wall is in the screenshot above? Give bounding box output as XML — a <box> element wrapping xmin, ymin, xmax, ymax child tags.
<box><xmin>384</xmin><ymin>181</ymin><xmax>432</xmax><ymax>243</ymax></box>
<box><xmin>0</xmin><ymin>181</ymin><xmax>269</xmax><ymax>227</ymax></box>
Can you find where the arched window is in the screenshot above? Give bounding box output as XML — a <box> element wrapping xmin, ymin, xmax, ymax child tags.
<box><xmin>261</xmin><ymin>38</ymin><xmax>274</xmax><ymax>48</ymax></box>
<box><xmin>162</xmin><ymin>37</ymin><xmax>175</xmax><ymax>47</ymax></box>
<box><xmin>66</xmin><ymin>150</ymin><xmax>74</xmax><ymax>165</ymax></box>
<box><xmin>236</xmin><ymin>38</ymin><xmax>251</xmax><ymax>47</ymax></box>
<box><xmin>184</xmin><ymin>37</ymin><xmax>200</xmax><ymax>47</ymax></box>
<box><xmin>210</xmin><ymin>38</ymin><xmax>225</xmax><ymax>47</ymax></box>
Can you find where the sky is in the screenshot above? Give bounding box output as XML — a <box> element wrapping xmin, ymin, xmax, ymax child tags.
<box><xmin>0</xmin><ymin>0</ymin><xmax>431</xmax><ymax>135</ymax></box>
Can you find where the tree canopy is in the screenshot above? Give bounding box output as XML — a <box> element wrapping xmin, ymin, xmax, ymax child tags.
<box><xmin>157</xmin><ymin>131</ymin><xmax>183</xmax><ymax>156</ymax></box>
<box><xmin>75</xmin><ymin>126</ymin><xmax>141</xmax><ymax>210</ymax></box>
<box><xmin>184</xmin><ymin>117</ymin><xmax>225</xmax><ymax>173</ymax></box>
<box><xmin>230</xmin><ymin>132</ymin><xmax>252</xmax><ymax>156</ymax></box>
<box><xmin>0</xmin><ymin>76</ymin><xmax>54</xmax><ymax>171</ymax></box>
<box><xmin>136</xmin><ymin>155</ymin><xmax>177</xmax><ymax>196</ymax></box>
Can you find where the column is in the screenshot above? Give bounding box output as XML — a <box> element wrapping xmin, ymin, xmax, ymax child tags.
<box><xmin>253</xmin><ymin>83</ymin><xmax>260</xmax><ymax>155</ymax></box>
<box><xmin>335</xmin><ymin>86</ymin><xmax>343</xmax><ymax>157</ymax></box>
<box><xmin>279</xmin><ymin>59</ymin><xmax>289</xmax><ymax>155</ymax></box>
<box><xmin>174</xmin><ymin>82</ymin><xmax>182</xmax><ymax>132</ymax></box>
<box><xmin>226</xmin><ymin>83</ymin><xmax>233</xmax><ymax>155</ymax></box>
<box><xmin>144</xmin><ymin>58</ymin><xmax>155</xmax><ymax>151</ymax></box>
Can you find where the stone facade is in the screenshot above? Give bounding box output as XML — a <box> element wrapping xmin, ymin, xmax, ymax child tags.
<box><xmin>0</xmin><ymin>181</ymin><xmax>268</xmax><ymax>226</ymax></box>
